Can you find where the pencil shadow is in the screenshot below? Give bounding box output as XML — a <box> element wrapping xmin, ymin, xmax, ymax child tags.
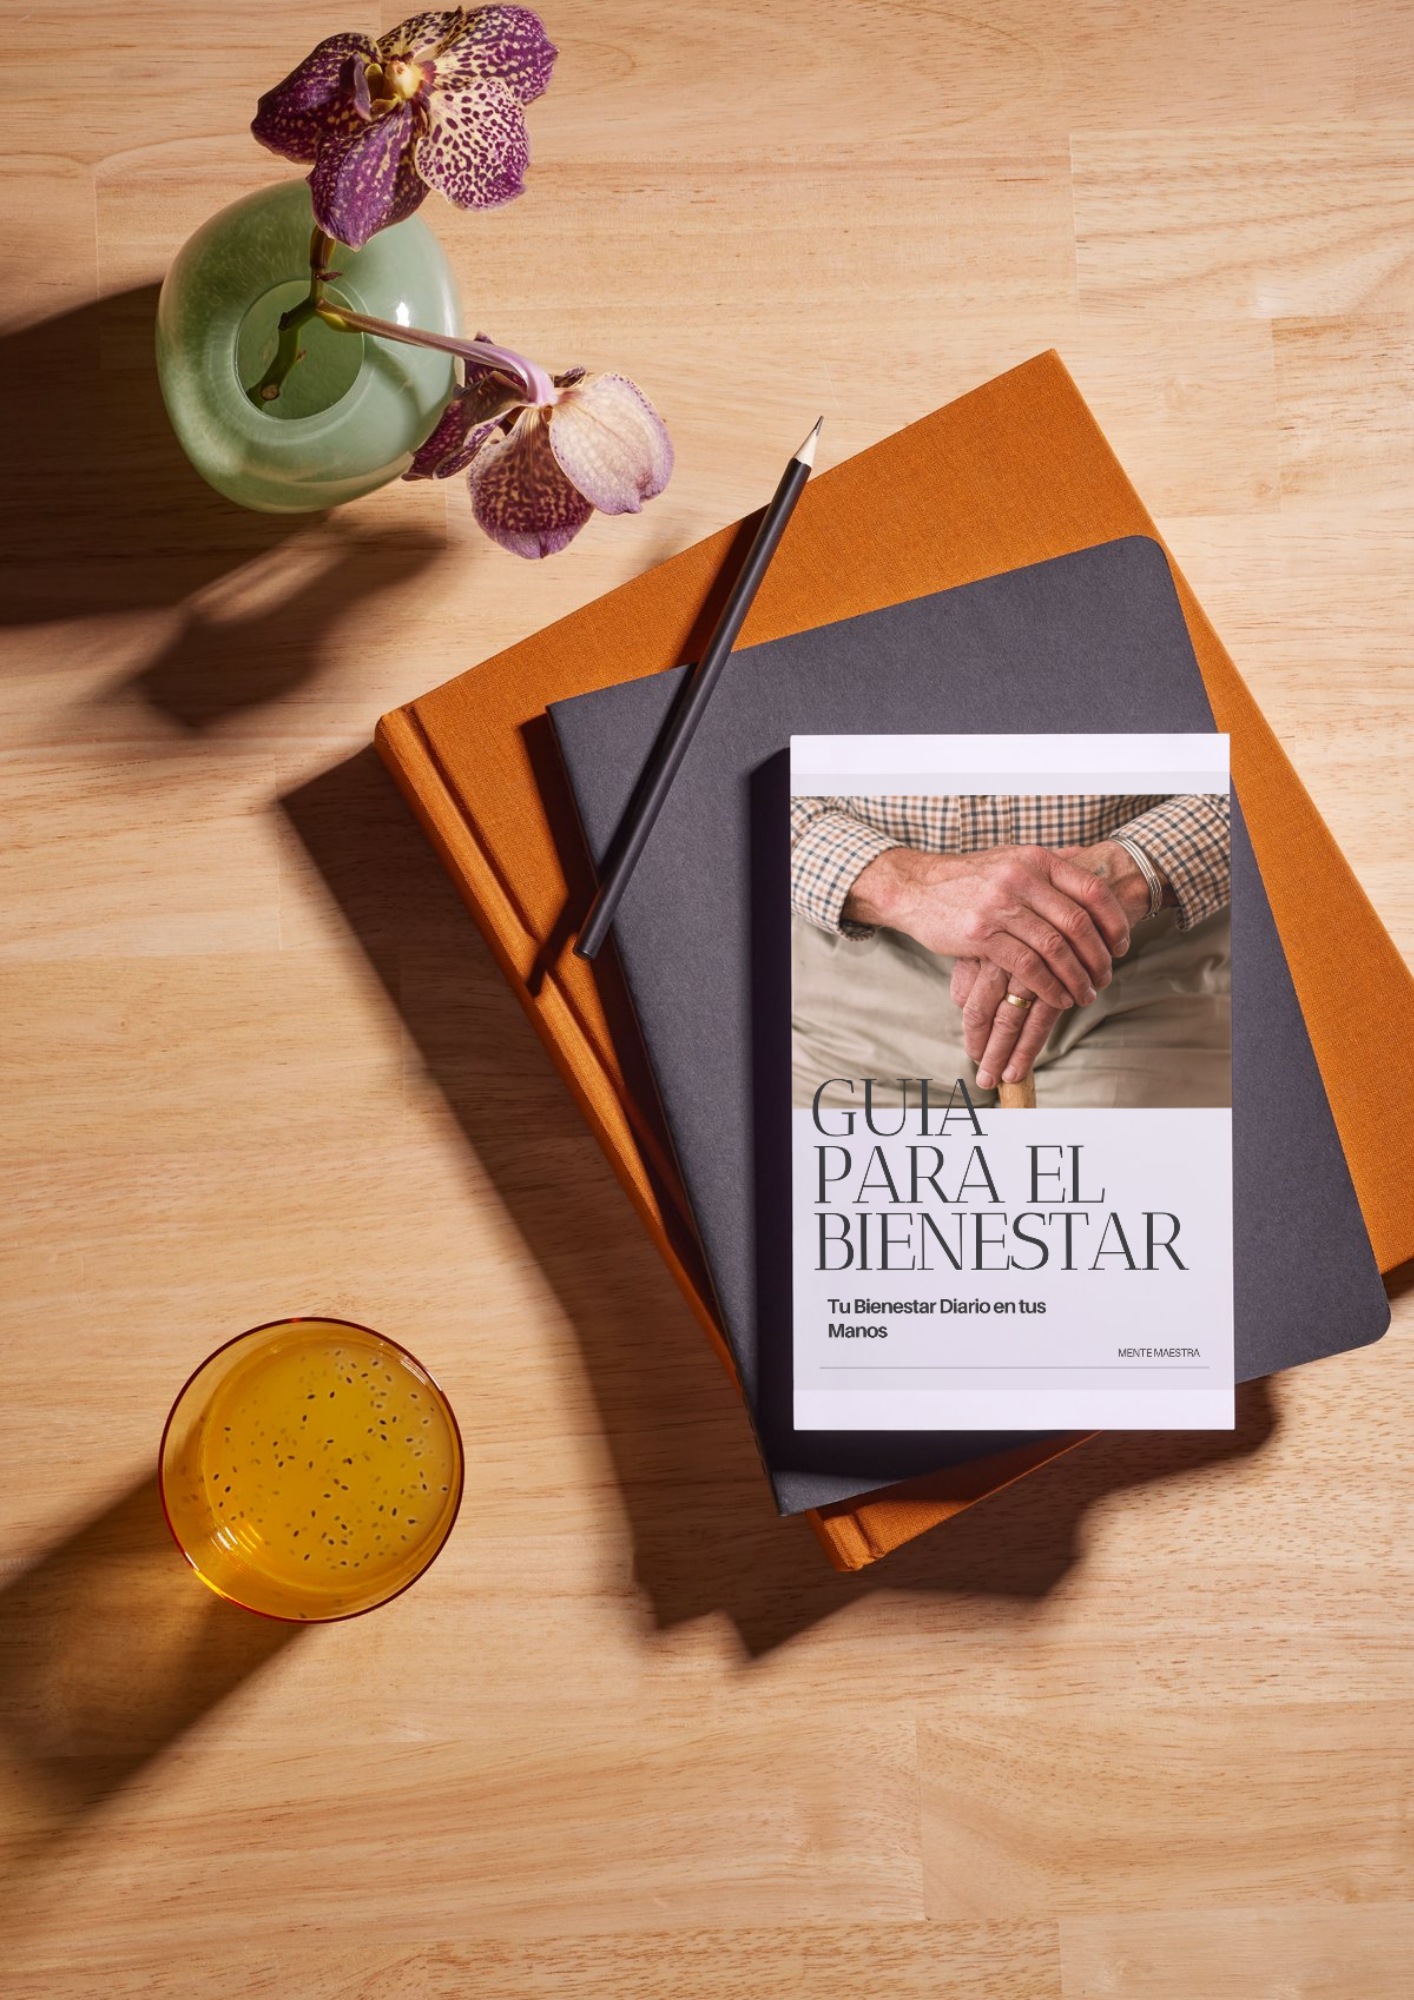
<box><xmin>0</xmin><ymin>1473</ymin><xmax>302</xmax><ymax>1904</ymax></box>
<box><xmin>280</xmin><ymin>747</ymin><xmax>1281</xmax><ymax>1658</ymax></box>
<box><xmin>523</xmin><ymin>510</ymin><xmax>764</xmax><ymax>989</ymax></box>
<box><xmin>522</xmin><ymin>709</ymin><xmax>600</xmax><ymax>998</ymax></box>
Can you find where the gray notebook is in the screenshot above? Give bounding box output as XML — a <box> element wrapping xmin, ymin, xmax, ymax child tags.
<box><xmin>549</xmin><ymin>537</ymin><xmax>1389</xmax><ymax>1514</ymax></box>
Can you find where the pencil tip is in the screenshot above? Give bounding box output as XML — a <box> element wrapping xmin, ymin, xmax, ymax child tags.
<box><xmin>794</xmin><ymin>416</ymin><xmax>824</xmax><ymax>468</ymax></box>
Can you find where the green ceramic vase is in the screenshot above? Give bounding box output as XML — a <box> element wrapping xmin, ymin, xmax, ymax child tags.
<box><xmin>156</xmin><ymin>180</ymin><xmax>460</xmax><ymax>514</ymax></box>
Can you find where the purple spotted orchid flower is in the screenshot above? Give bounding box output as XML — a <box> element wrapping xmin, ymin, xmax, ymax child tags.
<box><xmin>400</xmin><ymin>338</ymin><xmax>674</xmax><ymax>559</ymax></box>
<box><xmin>307</xmin><ymin>306</ymin><xmax>673</xmax><ymax>558</ymax></box>
<box><xmin>252</xmin><ymin>7</ymin><xmax>556</xmax><ymax>249</ymax></box>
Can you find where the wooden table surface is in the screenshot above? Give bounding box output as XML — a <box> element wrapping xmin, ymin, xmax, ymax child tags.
<box><xmin>3</xmin><ymin>3</ymin><xmax>1413</xmax><ymax>1993</ymax></box>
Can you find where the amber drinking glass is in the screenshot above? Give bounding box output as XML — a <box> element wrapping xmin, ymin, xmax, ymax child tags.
<box><xmin>160</xmin><ymin>1317</ymin><xmax>464</xmax><ymax>1621</ymax></box>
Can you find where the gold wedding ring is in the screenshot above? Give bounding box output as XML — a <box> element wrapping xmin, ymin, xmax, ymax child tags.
<box><xmin>1004</xmin><ymin>992</ymin><xmax>1035</xmax><ymax>1011</ymax></box>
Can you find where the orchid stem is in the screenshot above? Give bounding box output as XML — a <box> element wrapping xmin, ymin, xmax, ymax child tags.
<box><xmin>312</xmin><ymin>302</ymin><xmax>555</xmax><ymax>407</ymax></box>
<box><xmin>245</xmin><ymin>227</ymin><xmax>339</xmax><ymax>408</ymax></box>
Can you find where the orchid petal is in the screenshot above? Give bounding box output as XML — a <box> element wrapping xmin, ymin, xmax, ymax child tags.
<box><xmin>309</xmin><ymin>105</ymin><xmax>424</xmax><ymax>249</ymax></box>
<box><xmin>378</xmin><ymin>11</ymin><xmax>464</xmax><ymax>62</ymax></box>
<box><xmin>417</xmin><ymin>75</ymin><xmax>530</xmax><ymax>209</ymax></box>
<box><xmin>410</xmin><ymin>415</ymin><xmax>502</xmax><ymax>482</ymax></box>
<box><xmin>547</xmin><ymin>374</ymin><xmax>674</xmax><ymax>517</ymax></box>
<box><xmin>432</xmin><ymin>6</ymin><xmax>558</xmax><ymax>104</ymax></box>
<box><xmin>405</xmin><ymin>375</ymin><xmax>522</xmax><ymax>480</ymax></box>
<box><xmin>461</xmin><ymin>331</ymin><xmax>509</xmax><ymax>386</ymax></box>
<box><xmin>252</xmin><ymin>32</ymin><xmax>376</xmax><ymax>164</ymax></box>
<box><xmin>384</xmin><ymin>145</ymin><xmax>434</xmax><ymax>230</ymax></box>
<box><xmin>467</xmin><ymin>409</ymin><xmax>595</xmax><ymax>558</ymax></box>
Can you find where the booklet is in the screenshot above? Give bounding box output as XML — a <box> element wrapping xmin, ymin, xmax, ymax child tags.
<box><xmin>791</xmin><ymin>732</ymin><xmax>1235</xmax><ymax>1433</ymax></box>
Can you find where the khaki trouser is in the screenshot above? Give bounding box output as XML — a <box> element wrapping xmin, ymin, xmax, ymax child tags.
<box><xmin>792</xmin><ymin>905</ymin><xmax>1232</xmax><ymax>1112</ymax></box>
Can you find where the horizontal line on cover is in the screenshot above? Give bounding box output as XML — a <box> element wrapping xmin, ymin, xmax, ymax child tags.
<box><xmin>790</xmin><ymin>732</ymin><xmax>1231</xmax><ymax>778</ymax></box>
<box><xmin>789</xmin><ymin>773</ymin><xmax>1230</xmax><ymax>798</ymax></box>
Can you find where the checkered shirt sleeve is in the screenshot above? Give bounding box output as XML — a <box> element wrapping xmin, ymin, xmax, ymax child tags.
<box><xmin>789</xmin><ymin>801</ymin><xmax>898</xmax><ymax>936</ymax></box>
<box><xmin>789</xmin><ymin>793</ymin><xmax>1230</xmax><ymax>937</ymax></box>
<box><xmin>1112</xmin><ymin>793</ymin><xmax>1230</xmax><ymax>930</ymax></box>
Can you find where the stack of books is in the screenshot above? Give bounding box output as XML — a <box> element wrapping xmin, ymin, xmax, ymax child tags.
<box><xmin>377</xmin><ymin>352</ymin><xmax>1414</xmax><ymax>1570</ymax></box>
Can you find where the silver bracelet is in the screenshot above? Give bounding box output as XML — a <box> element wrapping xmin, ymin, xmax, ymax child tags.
<box><xmin>1112</xmin><ymin>836</ymin><xmax>1165</xmax><ymax>922</ymax></box>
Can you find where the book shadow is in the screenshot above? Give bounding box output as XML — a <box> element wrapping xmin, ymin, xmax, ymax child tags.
<box><xmin>1385</xmin><ymin>1254</ymin><xmax>1414</xmax><ymax>1303</ymax></box>
<box><xmin>0</xmin><ymin>1473</ymin><xmax>302</xmax><ymax>1914</ymax></box>
<box><xmin>281</xmin><ymin>748</ymin><xmax>1280</xmax><ymax>1659</ymax></box>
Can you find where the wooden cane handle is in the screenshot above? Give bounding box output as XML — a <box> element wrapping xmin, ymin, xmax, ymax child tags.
<box><xmin>999</xmin><ymin>1072</ymin><xmax>1036</xmax><ymax>1109</ymax></box>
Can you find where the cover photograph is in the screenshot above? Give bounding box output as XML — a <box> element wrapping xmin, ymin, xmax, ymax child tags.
<box><xmin>790</xmin><ymin>732</ymin><xmax>1236</xmax><ymax>1434</ymax></box>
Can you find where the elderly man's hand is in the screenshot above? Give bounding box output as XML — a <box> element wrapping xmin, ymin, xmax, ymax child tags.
<box><xmin>950</xmin><ymin>838</ymin><xmax>1174</xmax><ymax>1087</ymax></box>
<box><xmin>843</xmin><ymin>842</ymin><xmax>1130</xmax><ymax>1012</ymax></box>
<box><xmin>950</xmin><ymin>958</ymin><xmax>1064</xmax><ymax>1090</ymax></box>
<box><xmin>1053</xmin><ymin>838</ymin><xmax>1174</xmax><ymax>925</ymax></box>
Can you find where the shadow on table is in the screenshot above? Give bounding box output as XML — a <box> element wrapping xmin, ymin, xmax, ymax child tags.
<box><xmin>120</xmin><ymin>517</ymin><xmax>443</xmax><ymax>734</ymax></box>
<box><xmin>0</xmin><ymin>1473</ymin><xmax>301</xmax><ymax>1896</ymax></box>
<box><xmin>0</xmin><ymin>288</ymin><xmax>299</xmax><ymax>630</ymax></box>
<box><xmin>281</xmin><ymin>747</ymin><xmax>1281</xmax><ymax>1660</ymax></box>
<box><xmin>1385</xmin><ymin>1254</ymin><xmax>1414</xmax><ymax>1304</ymax></box>
<box><xmin>0</xmin><ymin>287</ymin><xmax>440</xmax><ymax>733</ymax></box>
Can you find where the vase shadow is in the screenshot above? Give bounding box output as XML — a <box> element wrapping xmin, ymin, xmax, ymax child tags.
<box><xmin>0</xmin><ymin>286</ymin><xmax>443</xmax><ymax>734</ymax></box>
<box><xmin>280</xmin><ymin>747</ymin><xmax>1282</xmax><ymax>1659</ymax></box>
<box><xmin>0</xmin><ymin>1474</ymin><xmax>302</xmax><ymax>1917</ymax></box>
<box><xmin>116</xmin><ymin>520</ymin><xmax>444</xmax><ymax>733</ymax></box>
<box><xmin>0</xmin><ymin>288</ymin><xmax>304</xmax><ymax>631</ymax></box>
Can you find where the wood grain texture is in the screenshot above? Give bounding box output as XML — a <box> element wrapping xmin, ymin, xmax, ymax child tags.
<box><xmin>1</xmin><ymin>2</ymin><xmax>1411</xmax><ymax>1993</ymax></box>
<box><xmin>1060</xmin><ymin>1904</ymin><xmax>1414</xmax><ymax>1999</ymax></box>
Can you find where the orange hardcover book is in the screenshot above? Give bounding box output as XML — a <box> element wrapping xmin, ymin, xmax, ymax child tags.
<box><xmin>377</xmin><ymin>351</ymin><xmax>1414</xmax><ymax>1571</ymax></box>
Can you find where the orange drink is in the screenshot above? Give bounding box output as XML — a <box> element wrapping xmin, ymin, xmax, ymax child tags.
<box><xmin>160</xmin><ymin>1318</ymin><xmax>463</xmax><ymax>1621</ymax></box>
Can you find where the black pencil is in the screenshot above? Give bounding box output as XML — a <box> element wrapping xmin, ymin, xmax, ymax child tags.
<box><xmin>574</xmin><ymin>416</ymin><xmax>824</xmax><ymax>961</ymax></box>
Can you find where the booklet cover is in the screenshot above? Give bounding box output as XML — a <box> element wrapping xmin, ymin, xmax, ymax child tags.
<box><xmin>791</xmin><ymin>732</ymin><xmax>1235</xmax><ymax>1433</ymax></box>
